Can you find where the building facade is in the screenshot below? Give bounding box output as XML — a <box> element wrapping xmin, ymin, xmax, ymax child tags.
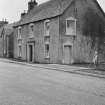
<box><xmin>14</xmin><ymin>0</ymin><xmax>105</xmax><ymax>64</ymax></box>
<box><xmin>0</xmin><ymin>20</ymin><xmax>8</xmax><ymax>57</ymax></box>
<box><xmin>0</xmin><ymin>23</ymin><xmax>14</xmax><ymax>58</ymax></box>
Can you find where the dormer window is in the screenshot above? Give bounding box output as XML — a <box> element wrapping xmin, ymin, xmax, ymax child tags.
<box><xmin>44</xmin><ymin>20</ymin><xmax>50</xmax><ymax>36</ymax></box>
<box><xmin>66</xmin><ymin>17</ymin><xmax>76</xmax><ymax>35</ymax></box>
<box><xmin>29</xmin><ymin>23</ymin><xmax>34</xmax><ymax>38</ymax></box>
<box><xmin>18</xmin><ymin>27</ymin><xmax>22</xmax><ymax>39</ymax></box>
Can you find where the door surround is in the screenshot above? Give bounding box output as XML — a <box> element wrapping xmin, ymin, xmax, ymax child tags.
<box><xmin>26</xmin><ymin>41</ymin><xmax>35</xmax><ymax>62</ymax></box>
<box><xmin>63</xmin><ymin>42</ymin><xmax>73</xmax><ymax>64</ymax></box>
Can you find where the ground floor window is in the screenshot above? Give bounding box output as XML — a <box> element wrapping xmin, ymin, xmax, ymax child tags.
<box><xmin>45</xmin><ymin>44</ymin><xmax>49</xmax><ymax>58</ymax></box>
<box><xmin>44</xmin><ymin>35</ymin><xmax>50</xmax><ymax>58</ymax></box>
<box><xmin>18</xmin><ymin>46</ymin><xmax>22</xmax><ymax>57</ymax></box>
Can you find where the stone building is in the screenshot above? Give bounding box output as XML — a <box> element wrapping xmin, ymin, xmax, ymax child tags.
<box><xmin>0</xmin><ymin>23</ymin><xmax>14</xmax><ymax>58</ymax></box>
<box><xmin>0</xmin><ymin>20</ymin><xmax>8</xmax><ymax>57</ymax></box>
<box><xmin>14</xmin><ymin>0</ymin><xmax>105</xmax><ymax>64</ymax></box>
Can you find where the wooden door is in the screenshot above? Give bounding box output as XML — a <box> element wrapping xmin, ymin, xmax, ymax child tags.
<box><xmin>29</xmin><ymin>45</ymin><xmax>33</xmax><ymax>62</ymax></box>
<box><xmin>64</xmin><ymin>46</ymin><xmax>72</xmax><ymax>64</ymax></box>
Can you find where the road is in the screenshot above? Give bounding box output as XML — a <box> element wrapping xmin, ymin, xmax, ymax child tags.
<box><xmin>0</xmin><ymin>61</ymin><xmax>105</xmax><ymax>105</ymax></box>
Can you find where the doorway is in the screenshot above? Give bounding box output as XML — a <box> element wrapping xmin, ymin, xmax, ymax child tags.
<box><xmin>64</xmin><ymin>46</ymin><xmax>72</xmax><ymax>64</ymax></box>
<box><xmin>27</xmin><ymin>42</ymin><xmax>35</xmax><ymax>62</ymax></box>
<box><xmin>29</xmin><ymin>45</ymin><xmax>33</xmax><ymax>62</ymax></box>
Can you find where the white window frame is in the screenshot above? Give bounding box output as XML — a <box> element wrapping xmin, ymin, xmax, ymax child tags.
<box><xmin>18</xmin><ymin>45</ymin><xmax>22</xmax><ymax>57</ymax></box>
<box><xmin>44</xmin><ymin>20</ymin><xmax>50</xmax><ymax>36</ymax></box>
<box><xmin>18</xmin><ymin>39</ymin><xmax>23</xmax><ymax>46</ymax></box>
<box><xmin>66</xmin><ymin>17</ymin><xmax>76</xmax><ymax>36</ymax></box>
<box><xmin>18</xmin><ymin>26</ymin><xmax>22</xmax><ymax>39</ymax></box>
<box><xmin>29</xmin><ymin>23</ymin><xmax>34</xmax><ymax>38</ymax></box>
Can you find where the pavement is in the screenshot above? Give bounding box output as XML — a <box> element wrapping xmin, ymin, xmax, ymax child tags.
<box><xmin>0</xmin><ymin>58</ymin><xmax>105</xmax><ymax>79</ymax></box>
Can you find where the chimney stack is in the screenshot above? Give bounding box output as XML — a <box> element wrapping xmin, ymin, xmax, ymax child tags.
<box><xmin>0</xmin><ymin>19</ymin><xmax>8</xmax><ymax>28</ymax></box>
<box><xmin>28</xmin><ymin>0</ymin><xmax>38</xmax><ymax>12</ymax></box>
<box><xmin>21</xmin><ymin>10</ymin><xmax>27</xmax><ymax>18</ymax></box>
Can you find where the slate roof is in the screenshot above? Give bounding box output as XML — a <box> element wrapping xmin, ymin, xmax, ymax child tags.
<box><xmin>3</xmin><ymin>24</ymin><xmax>14</xmax><ymax>36</ymax></box>
<box><xmin>0</xmin><ymin>23</ymin><xmax>14</xmax><ymax>37</ymax></box>
<box><xmin>14</xmin><ymin>0</ymin><xmax>73</xmax><ymax>27</ymax></box>
<box><xmin>0</xmin><ymin>27</ymin><xmax>3</xmax><ymax>37</ymax></box>
<box><xmin>14</xmin><ymin>0</ymin><xmax>105</xmax><ymax>27</ymax></box>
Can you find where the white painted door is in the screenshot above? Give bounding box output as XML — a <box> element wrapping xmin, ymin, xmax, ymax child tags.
<box><xmin>64</xmin><ymin>46</ymin><xmax>72</xmax><ymax>64</ymax></box>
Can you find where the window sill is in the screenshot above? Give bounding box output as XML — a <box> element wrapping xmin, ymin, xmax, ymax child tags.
<box><xmin>18</xmin><ymin>56</ymin><xmax>22</xmax><ymax>59</ymax></box>
<box><xmin>17</xmin><ymin>37</ymin><xmax>22</xmax><ymax>40</ymax></box>
<box><xmin>44</xmin><ymin>56</ymin><xmax>50</xmax><ymax>59</ymax></box>
<box><xmin>18</xmin><ymin>44</ymin><xmax>22</xmax><ymax>46</ymax></box>
<box><xmin>28</xmin><ymin>36</ymin><xmax>34</xmax><ymax>39</ymax></box>
<box><xmin>44</xmin><ymin>35</ymin><xmax>50</xmax><ymax>37</ymax></box>
<box><xmin>65</xmin><ymin>34</ymin><xmax>76</xmax><ymax>36</ymax></box>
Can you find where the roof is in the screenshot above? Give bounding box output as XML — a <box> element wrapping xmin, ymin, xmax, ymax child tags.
<box><xmin>3</xmin><ymin>24</ymin><xmax>14</xmax><ymax>36</ymax></box>
<box><xmin>94</xmin><ymin>0</ymin><xmax>105</xmax><ymax>18</ymax></box>
<box><xmin>14</xmin><ymin>0</ymin><xmax>73</xmax><ymax>27</ymax></box>
<box><xmin>14</xmin><ymin>0</ymin><xmax>105</xmax><ymax>27</ymax></box>
<box><xmin>0</xmin><ymin>27</ymin><xmax>3</xmax><ymax>37</ymax></box>
<box><xmin>0</xmin><ymin>23</ymin><xmax>14</xmax><ymax>37</ymax></box>
<box><xmin>0</xmin><ymin>21</ymin><xmax>8</xmax><ymax>28</ymax></box>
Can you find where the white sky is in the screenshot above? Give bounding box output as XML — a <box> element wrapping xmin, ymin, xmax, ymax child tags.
<box><xmin>0</xmin><ymin>0</ymin><xmax>104</xmax><ymax>23</ymax></box>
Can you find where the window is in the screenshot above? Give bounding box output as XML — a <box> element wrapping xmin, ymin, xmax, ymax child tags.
<box><xmin>44</xmin><ymin>38</ymin><xmax>50</xmax><ymax>58</ymax></box>
<box><xmin>44</xmin><ymin>20</ymin><xmax>50</xmax><ymax>36</ymax></box>
<box><xmin>18</xmin><ymin>27</ymin><xmax>22</xmax><ymax>39</ymax></box>
<box><xmin>29</xmin><ymin>24</ymin><xmax>34</xmax><ymax>38</ymax></box>
<box><xmin>17</xmin><ymin>27</ymin><xmax>22</xmax><ymax>58</ymax></box>
<box><xmin>66</xmin><ymin>17</ymin><xmax>76</xmax><ymax>35</ymax></box>
<box><xmin>18</xmin><ymin>39</ymin><xmax>22</xmax><ymax>46</ymax></box>
<box><xmin>45</xmin><ymin>44</ymin><xmax>49</xmax><ymax>58</ymax></box>
<box><xmin>44</xmin><ymin>20</ymin><xmax>50</xmax><ymax>58</ymax></box>
<box><xmin>44</xmin><ymin>34</ymin><xmax>50</xmax><ymax>58</ymax></box>
<box><xmin>44</xmin><ymin>37</ymin><xmax>50</xmax><ymax>58</ymax></box>
<box><xmin>30</xmin><ymin>24</ymin><xmax>34</xmax><ymax>32</ymax></box>
<box><xmin>18</xmin><ymin>46</ymin><xmax>22</xmax><ymax>57</ymax></box>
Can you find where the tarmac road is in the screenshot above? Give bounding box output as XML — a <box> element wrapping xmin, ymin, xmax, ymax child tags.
<box><xmin>0</xmin><ymin>61</ymin><xmax>105</xmax><ymax>105</ymax></box>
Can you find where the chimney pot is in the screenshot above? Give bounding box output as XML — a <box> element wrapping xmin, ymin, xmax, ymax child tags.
<box><xmin>21</xmin><ymin>10</ymin><xmax>27</xmax><ymax>18</ymax></box>
<box><xmin>28</xmin><ymin>0</ymin><xmax>38</xmax><ymax>12</ymax></box>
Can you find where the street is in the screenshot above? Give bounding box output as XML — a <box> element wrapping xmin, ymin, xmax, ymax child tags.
<box><xmin>0</xmin><ymin>61</ymin><xmax>105</xmax><ymax>105</ymax></box>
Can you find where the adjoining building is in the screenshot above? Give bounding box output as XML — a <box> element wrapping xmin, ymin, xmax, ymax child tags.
<box><xmin>0</xmin><ymin>20</ymin><xmax>8</xmax><ymax>57</ymax></box>
<box><xmin>14</xmin><ymin>0</ymin><xmax>105</xmax><ymax>64</ymax></box>
<box><xmin>0</xmin><ymin>23</ymin><xmax>14</xmax><ymax>58</ymax></box>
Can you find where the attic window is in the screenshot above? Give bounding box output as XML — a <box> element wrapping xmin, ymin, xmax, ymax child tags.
<box><xmin>44</xmin><ymin>20</ymin><xmax>50</xmax><ymax>36</ymax></box>
<box><xmin>66</xmin><ymin>17</ymin><xmax>76</xmax><ymax>35</ymax></box>
<box><xmin>29</xmin><ymin>23</ymin><xmax>34</xmax><ymax>38</ymax></box>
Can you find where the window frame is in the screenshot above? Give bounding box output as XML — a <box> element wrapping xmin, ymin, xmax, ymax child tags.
<box><xmin>66</xmin><ymin>17</ymin><xmax>76</xmax><ymax>36</ymax></box>
<box><xmin>45</xmin><ymin>43</ymin><xmax>50</xmax><ymax>58</ymax></box>
<box><xmin>29</xmin><ymin>23</ymin><xmax>34</xmax><ymax>38</ymax></box>
<box><xmin>44</xmin><ymin>20</ymin><xmax>50</xmax><ymax>36</ymax></box>
<box><xmin>18</xmin><ymin>26</ymin><xmax>22</xmax><ymax>39</ymax></box>
<box><xmin>18</xmin><ymin>39</ymin><xmax>23</xmax><ymax>46</ymax></box>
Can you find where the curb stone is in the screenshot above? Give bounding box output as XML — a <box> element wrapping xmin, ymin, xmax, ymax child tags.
<box><xmin>0</xmin><ymin>58</ymin><xmax>105</xmax><ymax>79</ymax></box>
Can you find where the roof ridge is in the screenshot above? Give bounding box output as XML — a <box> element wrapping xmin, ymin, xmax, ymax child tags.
<box><xmin>14</xmin><ymin>0</ymin><xmax>73</xmax><ymax>26</ymax></box>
